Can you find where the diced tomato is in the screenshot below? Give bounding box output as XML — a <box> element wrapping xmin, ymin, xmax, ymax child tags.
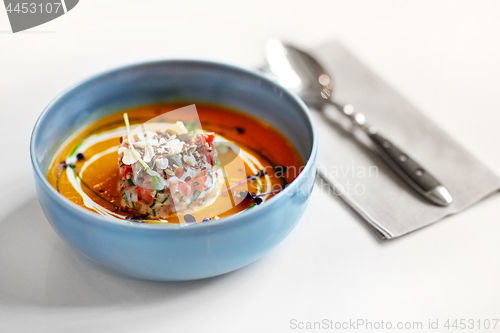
<box><xmin>189</xmin><ymin>175</ymin><xmax>207</xmax><ymax>192</ymax></box>
<box><xmin>177</xmin><ymin>181</ymin><xmax>192</xmax><ymax>197</ymax></box>
<box><xmin>196</xmin><ymin>133</ymin><xmax>214</xmax><ymax>147</ymax></box>
<box><xmin>137</xmin><ymin>187</ymin><xmax>155</xmax><ymax>204</ymax></box>
<box><xmin>119</xmin><ymin>165</ymin><xmax>133</xmax><ymax>178</ymax></box>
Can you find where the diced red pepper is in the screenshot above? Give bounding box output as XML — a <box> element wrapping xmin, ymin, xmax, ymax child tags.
<box><xmin>205</xmin><ymin>133</ymin><xmax>215</xmax><ymax>143</ymax></box>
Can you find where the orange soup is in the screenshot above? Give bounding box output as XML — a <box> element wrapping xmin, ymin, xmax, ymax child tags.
<box><xmin>47</xmin><ymin>104</ymin><xmax>303</xmax><ymax>224</ymax></box>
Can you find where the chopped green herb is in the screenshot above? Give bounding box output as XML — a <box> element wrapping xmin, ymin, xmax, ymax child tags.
<box><xmin>161</xmin><ymin>196</ymin><xmax>170</xmax><ymax>204</ymax></box>
<box><xmin>179</xmin><ymin>196</ymin><xmax>184</xmax><ymax>202</ymax></box>
<box><xmin>192</xmin><ymin>190</ymin><xmax>201</xmax><ymax>200</ymax></box>
<box><xmin>193</xmin><ymin>181</ymin><xmax>199</xmax><ymax>186</ymax></box>
<box><xmin>69</xmin><ymin>142</ymin><xmax>82</xmax><ymax>157</ymax></box>
<box><xmin>149</xmin><ymin>201</ymin><xmax>156</xmax><ymax>208</ymax></box>
<box><xmin>152</xmin><ymin>209</ymin><xmax>156</xmax><ymax>217</ymax></box>
<box><xmin>127</xmin><ymin>179</ymin><xmax>135</xmax><ymax>187</ymax></box>
<box><xmin>257</xmin><ymin>181</ymin><xmax>263</xmax><ymax>193</ymax></box>
<box><xmin>186</xmin><ymin>121</ymin><xmax>196</xmax><ymax>132</ymax></box>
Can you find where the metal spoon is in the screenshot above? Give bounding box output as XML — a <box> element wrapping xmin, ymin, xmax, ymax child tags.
<box><xmin>264</xmin><ymin>40</ymin><xmax>453</xmax><ymax>206</ymax></box>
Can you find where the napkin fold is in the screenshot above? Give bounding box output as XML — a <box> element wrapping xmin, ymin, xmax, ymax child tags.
<box><xmin>310</xmin><ymin>42</ymin><xmax>500</xmax><ymax>239</ymax></box>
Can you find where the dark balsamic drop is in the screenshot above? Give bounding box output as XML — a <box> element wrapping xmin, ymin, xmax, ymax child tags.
<box><xmin>184</xmin><ymin>214</ymin><xmax>196</xmax><ymax>223</ymax></box>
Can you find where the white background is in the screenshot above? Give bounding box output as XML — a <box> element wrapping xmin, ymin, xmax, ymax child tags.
<box><xmin>1</xmin><ymin>1</ymin><xmax>499</xmax><ymax>332</ymax></box>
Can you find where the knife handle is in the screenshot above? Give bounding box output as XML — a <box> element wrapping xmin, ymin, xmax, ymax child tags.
<box><xmin>368</xmin><ymin>131</ymin><xmax>453</xmax><ymax>206</ymax></box>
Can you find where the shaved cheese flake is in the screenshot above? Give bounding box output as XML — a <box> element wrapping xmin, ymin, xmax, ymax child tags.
<box><xmin>165</xmin><ymin>139</ymin><xmax>184</xmax><ymax>155</ymax></box>
<box><xmin>118</xmin><ymin>147</ymin><xmax>140</xmax><ymax>165</ymax></box>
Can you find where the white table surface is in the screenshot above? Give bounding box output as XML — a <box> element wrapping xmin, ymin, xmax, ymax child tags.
<box><xmin>1</xmin><ymin>1</ymin><xmax>499</xmax><ymax>332</ymax></box>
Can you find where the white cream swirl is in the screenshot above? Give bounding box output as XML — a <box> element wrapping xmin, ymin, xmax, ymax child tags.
<box><xmin>59</xmin><ymin>124</ymin><xmax>272</xmax><ymax>223</ymax></box>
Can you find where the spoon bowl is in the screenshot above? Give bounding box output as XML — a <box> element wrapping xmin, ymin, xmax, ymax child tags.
<box><xmin>265</xmin><ymin>40</ymin><xmax>331</xmax><ymax>108</ymax></box>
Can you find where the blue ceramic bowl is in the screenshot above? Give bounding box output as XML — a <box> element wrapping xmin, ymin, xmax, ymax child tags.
<box><xmin>30</xmin><ymin>60</ymin><xmax>317</xmax><ymax>281</ymax></box>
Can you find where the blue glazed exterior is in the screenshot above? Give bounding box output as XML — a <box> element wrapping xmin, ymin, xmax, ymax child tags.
<box><xmin>31</xmin><ymin>60</ymin><xmax>317</xmax><ymax>281</ymax></box>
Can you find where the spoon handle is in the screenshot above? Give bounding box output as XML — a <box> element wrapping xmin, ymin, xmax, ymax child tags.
<box><xmin>368</xmin><ymin>130</ymin><xmax>452</xmax><ymax>206</ymax></box>
<box><xmin>326</xmin><ymin>100</ymin><xmax>453</xmax><ymax>206</ymax></box>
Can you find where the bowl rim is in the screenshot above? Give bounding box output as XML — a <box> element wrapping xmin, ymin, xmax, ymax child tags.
<box><xmin>30</xmin><ymin>59</ymin><xmax>318</xmax><ymax>231</ymax></box>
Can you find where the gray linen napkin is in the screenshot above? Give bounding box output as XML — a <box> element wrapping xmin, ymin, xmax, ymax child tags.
<box><xmin>310</xmin><ymin>42</ymin><xmax>500</xmax><ymax>239</ymax></box>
